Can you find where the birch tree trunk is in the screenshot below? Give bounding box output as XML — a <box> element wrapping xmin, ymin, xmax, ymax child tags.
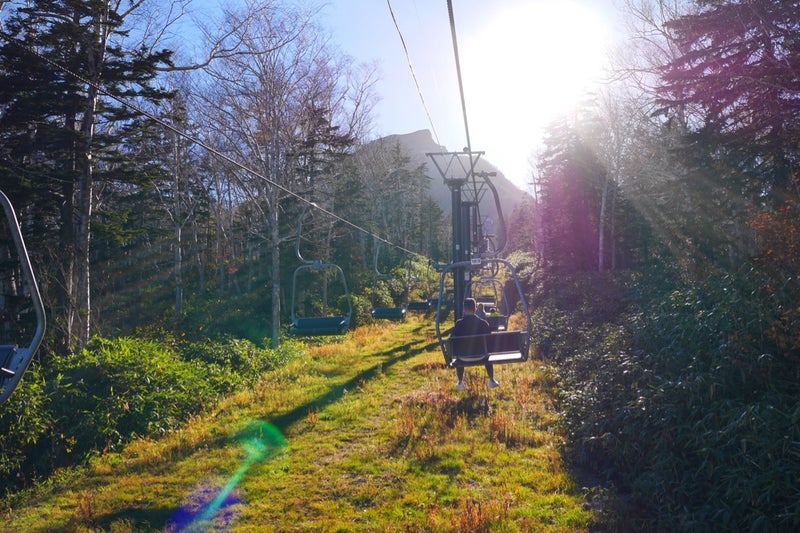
<box><xmin>73</xmin><ymin>7</ymin><xmax>111</xmax><ymax>350</ymax></box>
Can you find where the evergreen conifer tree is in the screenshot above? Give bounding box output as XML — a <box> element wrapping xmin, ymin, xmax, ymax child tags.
<box><xmin>0</xmin><ymin>0</ymin><xmax>174</xmax><ymax>352</ymax></box>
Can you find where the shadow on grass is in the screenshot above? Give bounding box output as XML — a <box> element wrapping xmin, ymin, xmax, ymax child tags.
<box><xmin>20</xmin><ymin>503</ymin><xmax>176</xmax><ymax>533</ymax></box>
<box><xmin>117</xmin><ymin>337</ymin><xmax>439</xmax><ymax>476</ymax></box>
<box><xmin>85</xmin><ymin>335</ymin><xmax>439</xmax><ymax>532</ymax></box>
<box><xmin>269</xmin><ymin>338</ymin><xmax>439</xmax><ymax>433</ymax></box>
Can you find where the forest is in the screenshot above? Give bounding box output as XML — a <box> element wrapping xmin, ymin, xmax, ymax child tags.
<box><xmin>1</xmin><ymin>0</ymin><xmax>799</xmax><ymax>530</ymax></box>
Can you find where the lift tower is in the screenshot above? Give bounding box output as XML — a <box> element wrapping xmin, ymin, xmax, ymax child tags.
<box><xmin>426</xmin><ymin>149</ymin><xmax>487</xmax><ymax>320</ymax></box>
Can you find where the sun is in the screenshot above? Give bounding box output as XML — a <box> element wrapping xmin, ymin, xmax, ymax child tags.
<box><xmin>461</xmin><ymin>0</ymin><xmax>611</xmax><ymax>183</ymax></box>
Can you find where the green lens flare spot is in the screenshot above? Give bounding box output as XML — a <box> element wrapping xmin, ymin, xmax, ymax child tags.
<box><xmin>234</xmin><ymin>420</ymin><xmax>287</xmax><ymax>462</ymax></box>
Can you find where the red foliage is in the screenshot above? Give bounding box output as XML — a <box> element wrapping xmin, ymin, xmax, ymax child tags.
<box><xmin>750</xmin><ymin>196</ymin><xmax>800</xmax><ymax>362</ymax></box>
<box><xmin>750</xmin><ymin>198</ymin><xmax>800</xmax><ymax>276</ymax></box>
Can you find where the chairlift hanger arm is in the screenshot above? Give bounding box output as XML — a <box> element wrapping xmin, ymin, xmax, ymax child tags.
<box><xmin>372</xmin><ymin>237</ymin><xmax>391</xmax><ymax>280</ymax></box>
<box><xmin>0</xmin><ymin>190</ymin><xmax>46</xmax><ymax>404</ymax></box>
<box><xmin>294</xmin><ymin>202</ymin><xmax>319</xmax><ymax>265</ymax></box>
<box><xmin>475</xmin><ymin>172</ymin><xmax>507</xmax><ymax>256</ymax></box>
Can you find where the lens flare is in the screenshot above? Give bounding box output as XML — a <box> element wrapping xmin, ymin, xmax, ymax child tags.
<box><xmin>167</xmin><ymin>421</ymin><xmax>287</xmax><ymax>532</ymax></box>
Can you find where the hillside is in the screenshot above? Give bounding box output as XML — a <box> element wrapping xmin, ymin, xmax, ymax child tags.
<box><xmin>2</xmin><ymin>318</ymin><xmax>604</xmax><ymax>532</ymax></box>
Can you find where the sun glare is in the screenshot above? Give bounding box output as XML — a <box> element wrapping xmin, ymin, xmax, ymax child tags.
<box><xmin>461</xmin><ymin>0</ymin><xmax>610</xmax><ymax>183</ymax></box>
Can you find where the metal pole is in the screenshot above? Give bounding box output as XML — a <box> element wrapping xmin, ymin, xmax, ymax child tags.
<box><xmin>450</xmin><ymin>181</ymin><xmax>465</xmax><ymax>319</ymax></box>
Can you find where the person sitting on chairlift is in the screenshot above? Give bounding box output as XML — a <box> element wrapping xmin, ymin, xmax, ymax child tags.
<box><xmin>475</xmin><ymin>302</ymin><xmax>487</xmax><ymax>319</ymax></box>
<box><xmin>451</xmin><ymin>298</ymin><xmax>499</xmax><ymax>390</ymax></box>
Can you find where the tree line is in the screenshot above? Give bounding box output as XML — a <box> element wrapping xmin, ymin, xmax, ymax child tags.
<box><xmin>0</xmin><ymin>0</ymin><xmax>449</xmax><ymax>355</ymax></box>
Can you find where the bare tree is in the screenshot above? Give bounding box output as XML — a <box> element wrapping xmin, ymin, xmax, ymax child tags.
<box><xmin>193</xmin><ymin>0</ymin><xmax>376</xmax><ymax>346</ymax></box>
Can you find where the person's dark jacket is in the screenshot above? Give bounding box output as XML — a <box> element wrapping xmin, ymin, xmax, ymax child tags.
<box><xmin>451</xmin><ymin>314</ymin><xmax>491</xmax><ymax>357</ymax></box>
<box><xmin>452</xmin><ymin>314</ymin><xmax>491</xmax><ymax>337</ymax></box>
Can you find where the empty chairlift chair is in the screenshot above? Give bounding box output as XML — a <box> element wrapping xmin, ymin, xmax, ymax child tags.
<box><xmin>370</xmin><ymin>306</ymin><xmax>407</xmax><ymax>320</ymax></box>
<box><xmin>289</xmin><ymin>260</ymin><xmax>352</xmax><ymax>336</ymax></box>
<box><xmin>0</xmin><ymin>190</ymin><xmax>46</xmax><ymax>405</ymax></box>
<box><xmin>289</xmin><ymin>204</ymin><xmax>352</xmax><ymax>336</ymax></box>
<box><xmin>405</xmin><ymin>299</ymin><xmax>431</xmax><ymax>312</ymax></box>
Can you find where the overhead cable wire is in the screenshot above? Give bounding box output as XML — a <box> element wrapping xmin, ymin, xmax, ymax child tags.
<box><xmin>0</xmin><ymin>30</ymin><xmax>426</xmax><ymax>260</ymax></box>
<box><xmin>445</xmin><ymin>0</ymin><xmax>482</xmax><ymax>203</ymax></box>
<box><xmin>386</xmin><ymin>0</ymin><xmax>441</xmax><ymax>146</ymax></box>
<box><xmin>446</xmin><ymin>0</ymin><xmax>472</xmax><ymax>155</ymax></box>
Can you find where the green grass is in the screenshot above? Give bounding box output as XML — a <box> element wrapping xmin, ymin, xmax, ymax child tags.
<box><xmin>2</xmin><ymin>318</ymin><xmax>595</xmax><ymax>532</ymax></box>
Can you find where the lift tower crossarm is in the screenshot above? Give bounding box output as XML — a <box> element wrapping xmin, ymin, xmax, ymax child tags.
<box><xmin>426</xmin><ymin>150</ymin><xmax>484</xmax><ymax>320</ymax></box>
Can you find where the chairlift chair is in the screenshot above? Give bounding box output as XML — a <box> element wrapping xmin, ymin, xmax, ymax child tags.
<box><xmin>0</xmin><ymin>190</ymin><xmax>46</xmax><ymax>405</ymax></box>
<box><xmin>289</xmin><ymin>204</ymin><xmax>352</xmax><ymax>336</ymax></box>
<box><xmin>467</xmin><ymin>276</ymin><xmax>509</xmax><ymax>331</ymax></box>
<box><xmin>289</xmin><ymin>261</ymin><xmax>352</xmax><ymax>336</ymax></box>
<box><xmin>435</xmin><ymin>258</ymin><xmax>531</xmax><ymax>369</ymax></box>
<box><xmin>405</xmin><ymin>300</ymin><xmax>431</xmax><ymax>312</ymax></box>
<box><xmin>370</xmin><ymin>306</ymin><xmax>407</xmax><ymax>320</ymax></box>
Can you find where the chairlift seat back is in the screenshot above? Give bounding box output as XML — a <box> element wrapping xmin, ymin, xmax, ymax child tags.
<box><xmin>371</xmin><ymin>307</ymin><xmax>407</xmax><ymax>320</ymax></box>
<box><xmin>290</xmin><ymin>316</ymin><xmax>349</xmax><ymax>336</ymax></box>
<box><xmin>444</xmin><ymin>331</ymin><xmax>528</xmax><ymax>367</ymax></box>
<box><xmin>406</xmin><ymin>300</ymin><xmax>430</xmax><ymax>311</ymax></box>
<box><xmin>485</xmin><ymin>314</ymin><xmax>508</xmax><ymax>331</ymax></box>
<box><xmin>475</xmin><ymin>296</ymin><xmax>496</xmax><ymax>307</ymax></box>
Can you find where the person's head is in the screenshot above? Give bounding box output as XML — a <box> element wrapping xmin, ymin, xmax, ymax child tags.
<box><xmin>476</xmin><ymin>303</ymin><xmax>484</xmax><ymax>312</ymax></box>
<box><xmin>463</xmin><ymin>297</ymin><xmax>477</xmax><ymax>314</ymax></box>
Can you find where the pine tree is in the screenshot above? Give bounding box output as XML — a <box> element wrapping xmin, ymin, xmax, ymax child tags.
<box><xmin>659</xmin><ymin>0</ymin><xmax>800</xmax><ymax>196</ymax></box>
<box><xmin>536</xmin><ymin>118</ymin><xmax>605</xmax><ymax>273</ymax></box>
<box><xmin>0</xmin><ymin>0</ymin><xmax>174</xmax><ymax>352</ymax></box>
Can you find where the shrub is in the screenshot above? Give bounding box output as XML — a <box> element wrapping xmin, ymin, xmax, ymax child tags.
<box><xmin>557</xmin><ymin>266</ymin><xmax>800</xmax><ymax>530</ymax></box>
<box><xmin>0</xmin><ymin>365</ymin><xmax>52</xmax><ymax>491</ymax></box>
<box><xmin>0</xmin><ymin>334</ymin><xmax>305</xmax><ymax>493</ymax></box>
<box><xmin>50</xmin><ymin>336</ymin><xmax>218</xmax><ymax>457</ymax></box>
<box><xmin>180</xmin><ymin>336</ymin><xmax>301</xmax><ymax>393</ymax></box>
<box><xmin>349</xmin><ymin>293</ymin><xmax>372</xmax><ymax>328</ymax></box>
<box><xmin>176</xmin><ymin>290</ymin><xmax>272</xmax><ymax>344</ymax></box>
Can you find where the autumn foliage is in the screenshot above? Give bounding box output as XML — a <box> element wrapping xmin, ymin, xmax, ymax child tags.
<box><xmin>751</xmin><ymin>196</ymin><xmax>800</xmax><ymax>363</ymax></box>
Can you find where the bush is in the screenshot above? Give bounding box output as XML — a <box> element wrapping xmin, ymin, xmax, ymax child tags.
<box><xmin>0</xmin><ymin>334</ymin><xmax>305</xmax><ymax>493</ymax></box>
<box><xmin>50</xmin><ymin>336</ymin><xmax>218</xmax><ymax>457</ymax></box>
<box><xmin>181</xmin><ymin>336</ymin><xmax>302</xmax><ymax>394</ymax></box>
<box><xmin>349</xmin><ymin>293</ymin><xmax>372</xmax><ymax>328</ymax></box>
<box><xmin>177</xmin><ymin>293</ymin><xmax>272</xmax><ymax>344</ymax></box>
<box><xmin>557</xmin><ymin>266</ymin><xmax>800</xmax><ymax>531</ymax></box>
<box><xmin>0</xmin><ymin>365</ymin><xmax>52</xmax><ymax>491</ymax></box>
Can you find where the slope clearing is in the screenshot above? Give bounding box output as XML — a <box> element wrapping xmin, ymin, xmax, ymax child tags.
<box><xmin>3</xmin><ymin>317</ymin><xmax>596</xmax><ymax>532</ymax></box>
